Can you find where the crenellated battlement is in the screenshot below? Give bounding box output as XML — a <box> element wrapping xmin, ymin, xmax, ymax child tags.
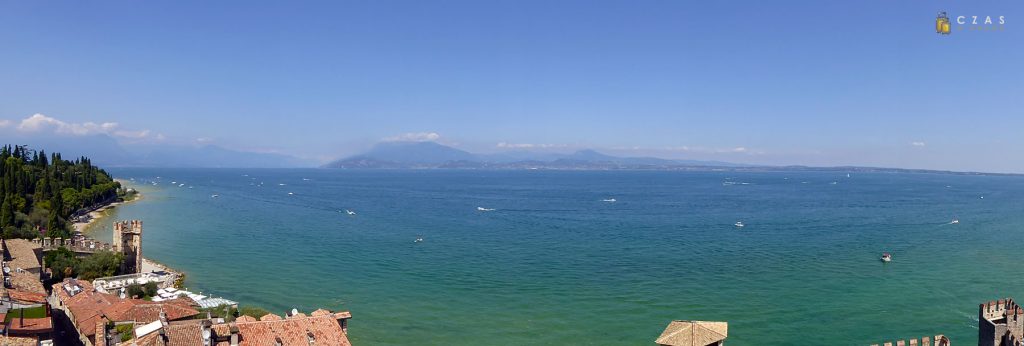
<box><xmin>33</xmin><ymin>237</ymin><xmax>114</xmax><ymax>253</ymax></box>
<box><xmin>113</xmin><ymin>219</ymin><xmax>143</xmax><ymax>234</ymax></box>
<box><xmin>981</xmin><ymin>298</ymin><xmax>1024</xmax><ymax>322</ymax></box>
<box><xmin>870</xmin><ymin>334</ymin><xmax>949</xmax><ymax>346</ymax></box>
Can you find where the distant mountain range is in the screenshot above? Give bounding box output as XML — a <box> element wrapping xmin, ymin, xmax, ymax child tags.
<box><xmin>323</xmin><ymin>141</ymin><xmax>746</xmax><ymax>170</ymax></box>
<box><xmin>7</xmin><ymin>133</ymin><xmax>316</xmax><ymax>168</ymax></box>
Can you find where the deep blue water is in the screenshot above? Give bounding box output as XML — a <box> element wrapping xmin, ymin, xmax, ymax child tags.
<box><xmin>86</xmin><ymin>169</ymin><xmax>1024</xmax><ymax>345</ymax></box>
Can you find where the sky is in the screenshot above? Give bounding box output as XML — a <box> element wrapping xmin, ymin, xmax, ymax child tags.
<box><xmin>0</xmin><ymin>1</ymin><xmax>1021</xmax><ymax>172</ymax></box>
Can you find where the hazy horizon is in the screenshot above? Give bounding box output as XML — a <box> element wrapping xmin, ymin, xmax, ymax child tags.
<box><xmin>1</xmin><ymin>1</ymin><xmax>1020</xmax><ymax>172</ymax></box>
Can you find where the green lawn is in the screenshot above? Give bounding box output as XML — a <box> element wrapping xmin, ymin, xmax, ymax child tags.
<box><xmin>4</xmin><ymin>306</ymin><xmax>48</xmax><ymax>322</ymax></box>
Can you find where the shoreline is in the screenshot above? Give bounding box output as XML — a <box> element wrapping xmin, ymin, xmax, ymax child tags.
<box><xmin>72</xmin><ymin>180</ymin><xmax>186</xmax><ymax>287</ymax></box>
<box><xmin>71</xmin><ymin>179</ymin><xmax>144</xmax><ymax>234</ymax></box>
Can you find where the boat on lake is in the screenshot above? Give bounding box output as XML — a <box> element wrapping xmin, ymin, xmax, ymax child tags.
<box><xmin>881</xmin><ymin>253</ymin><xmax>892</xmax><ymax>262</ymax></box>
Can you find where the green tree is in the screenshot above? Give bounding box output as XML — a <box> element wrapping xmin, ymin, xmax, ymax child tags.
<box><xmin>0</xmin><ymin>197</ymin><xmax>12</xmax><ymax>228</ymax></box>
<box><xmin>76</xmin><ymin>251</ymin><xmax>124</xmax><ymax>280</ymax></box>
<box><xmin>43</xmin><ymin>246</ymin><xmax>77</xmax><ymax>282</ymax></box>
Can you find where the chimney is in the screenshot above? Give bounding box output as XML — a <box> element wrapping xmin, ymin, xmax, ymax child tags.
<box><xmin>229</xmin><ymin>322</ymin><xmax>240</xmax><ymax>346</ymax></box>
<box><xmin>159</xmin><ymin>328</ymin><xmax>168</xmax><ymax>346</ymax></box>
<box><xmin>159</xmin><ymin>309</ymin><xmax>168</xmax><ymax>327</ymax></box>
<box><xmin>275</xmin><ymin>336</ymin><xmax>284</xmax><ymax>346</ymax></box>
<box><xmin>201</xmin><ymin>319</ymin><xmax>213</xmax><ymax>346</ymax></box>
<box><xmin>306</xmin><ymin>330</ymin><xmax>316</xmax><ymax>345</ymax></box>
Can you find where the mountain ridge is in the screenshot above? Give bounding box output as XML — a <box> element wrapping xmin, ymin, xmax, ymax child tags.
<box><xmin>323</xmin><ymin>141</ymin><xmax>748</xmax><ymax>169</ymax></box>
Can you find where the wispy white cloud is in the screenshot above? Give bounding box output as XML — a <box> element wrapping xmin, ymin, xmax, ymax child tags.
<box><xmin>662</xmin><ymin>145</ymin><xmax>760</xmax><ymax>155</ymax></box>
<box><xmin>9</xmin><ymin>113</ymin><xmax>162</xmax><ymax>141</ymax></box>
<box><xmin>383</xmin><ymin>132</ymin><xmax>441</xmax><ymax>142</ymax></box>
<box><xmin>911</xmin><ymin>141</ymin><xmax>926</xmax><ymax>147</ymax></box>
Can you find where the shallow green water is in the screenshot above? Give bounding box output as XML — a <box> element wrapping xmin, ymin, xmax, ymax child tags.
<box><xmin>87</xmin><ymin>169</ymin><xmax>1024</xmax><ymax>345</ymax></box>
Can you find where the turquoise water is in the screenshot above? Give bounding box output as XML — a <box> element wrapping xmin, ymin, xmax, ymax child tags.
<box><xmin>88</xmin><ymin>169</ymin><xmax>1024</xmax><ymax>345</ymax></box>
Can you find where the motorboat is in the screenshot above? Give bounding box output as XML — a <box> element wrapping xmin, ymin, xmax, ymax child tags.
<box><xmin>734</xmin><ymin>221</ymin><xmax>744</xmax><ymax>228</ymax></box>
<box><xmin>345</xmin><ymin>210</ymin><xmax>356</xmax><ymax>215</ymax></box>
<box><xmin>881</xmin><ymin>253</ymin><xmax>892</xmax><ymax>262</ymax></box>
<box><xmin>477</xmin><ymin>207</ymin><xmax>495</xmax><ymax>212</ymax></box>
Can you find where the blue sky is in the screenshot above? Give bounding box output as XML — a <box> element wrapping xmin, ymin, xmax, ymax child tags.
<box><xmin>0</xmin><ymin>1</ymin><xmax>1021</xmax><ymax>172</ymax></box>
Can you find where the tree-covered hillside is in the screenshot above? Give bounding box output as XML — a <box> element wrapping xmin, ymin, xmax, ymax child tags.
<box><xmin>0</xmin><ymin>145</ymin><xmax>120</xmax><ymax>239</ymax></box>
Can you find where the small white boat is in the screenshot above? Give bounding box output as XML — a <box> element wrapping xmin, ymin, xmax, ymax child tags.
<box><xmin>830</xmin><ymin>181</ymin><xmax>838</xmax><ymax>185</ymax></box>
<box><xmin>880</xmin><ymin>253</ymin><xmax>892</xmax><ymax>262</ymax></box>
<box><xmin>950</xmin><ymin>217</ymin><xmax>959</xmax><ymax>224</ymax></box>
<box><xmin>345</xmin><ymin>210</ymin><xmax>356</xmax><ymax>215</ymax></box>
<box><xmin>477</xmin><ymin>207</ymin><xmax>495</xmax><ymax>212</ymax></box>
<box><xmin>279</xmin><ymin>183</ymin><xmax>287</xmax><ymax>186</ymax></box>
<box><xmin>846</xmin><ymin>173</ymin><xmax>851</xmax><ymax>178</ymax></box>
<box><xmin>413</xmin><ymin>237</ymin><xmax>424</xmax><ymax>243</ymax></box>
<box><xmin>602</xmin><ymin>198</ymin><xmax>617</xmax><ymax>203</ymax></box>
<box><xmin>211</xmin><ymin>194</ymin><xmax>219</xmax><ymax>198</ymax></box>
<box><xmin>287</xmin><ymin>192</ymin><xmax>294</xmax><ymax>195</ymax></box>
<box><xmin>734</xmin><ymin>221</ymin><xmax>745</xmax><ymax>228</ymax></box>
<box><xmin>179</xmin><ymin>183</ymin><xmax>185</xmax><ymax>187</ymax></box>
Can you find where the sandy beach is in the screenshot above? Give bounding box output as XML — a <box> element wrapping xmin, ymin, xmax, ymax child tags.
<box><xmin>71</xmin><ymin>179</ymin><xmax>142</xmax><ymax>233</ymax></box>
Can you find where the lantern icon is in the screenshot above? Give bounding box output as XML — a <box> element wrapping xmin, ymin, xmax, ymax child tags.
<box><xmin>936</xmin><ymin>12</ymin><xmax>951</xmax><ymax>35</ymax></box>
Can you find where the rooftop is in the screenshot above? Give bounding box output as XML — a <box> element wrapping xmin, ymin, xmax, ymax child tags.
<box><xmin>655</xmin><ymin>320</ymin><xmax>728</xmax><ymax>346</ymax></box>
<box><xmin>52</xmin><ymin>279</ymin><xmax>199</xmax><ymax>339</ymax></box>
<box><xmin>4</xmin><ymin>239</ymin><xmax>41</xmax><ymax>272</ymax></box>
<box><xmin>5</xmin><ymin>316</ymin><xmax>53</xmax><ymax>334</ymax></box>
<box><xmin>132</xmin><ymin>310</ymin><xmax>352</xmax><ymax>346</ymax></box>
<box><xmin>212</xmin><ymin>311</ymin><xmax>352</xmax><ymax>346</ymax></box>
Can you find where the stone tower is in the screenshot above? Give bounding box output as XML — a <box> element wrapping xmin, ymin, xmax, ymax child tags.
<box><xmin>979</xmin><ymin>298</ymin><xmax>1024</xmax><ymax>346</ymax></box>
<box><xmin>113</xmin><ymin>220</ymin><xmax>143</xmax><ymax>274</ymax></box>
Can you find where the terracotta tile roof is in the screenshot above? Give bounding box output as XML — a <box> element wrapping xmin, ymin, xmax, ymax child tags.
<box><xmin>6</xmin><ymin>289</ymin><xmax>47</xmax><ymax>304</ymax></box>
<box><xmin>6</xmin><ymin>317</ymin><xmax>53</xmax><ymax>334</ymax></box>
<box><xmin>131</xmin><ymin>311</ymin><xmax>351</xmax><ymax>346</ymax></box>
<box><xmin>311</xmin><ymin>309</ymin><xmax>331</xmax><ymax>317</ymax></box>
<box><xmin>8</xmin><ymin>271</ymin><xmax>46</xmax><ymax>295</ymax></box>
<box><xmin>212</xmin><ymin>312</ymin><xmax>352</xmax><ymax>346</ymax></box>
<box><xmin>4</xmin><ymin>239</ymin><xmax>41</xmax><ymax>272</ymax></box>
<box><xmin>259</xmin><ymin>313</ymin><xmax>282</xmax><ymax>321</ymax></box>
<box><xmin>52</xmin><ymin>279</ymin><xmax>199</xmax><ymax>339</ymax></box>
<box><xmin>656</xmin><ymin>320</ymin><xmax>728</xmax><ymax>346</ymax></box>
<box><xmin>0</xmin><ymin>336</ymin><xmax>38</xmax><ymax>346</ymax></box>
<box><xmin>236</xmin><ymin>315</ymin><xmax>257</xmax><ymax>323</ymax></box>
<box><xmin>134</xmin><ymin>323</ymin><xmax>204</xmax><ymax>346</ymax></box>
